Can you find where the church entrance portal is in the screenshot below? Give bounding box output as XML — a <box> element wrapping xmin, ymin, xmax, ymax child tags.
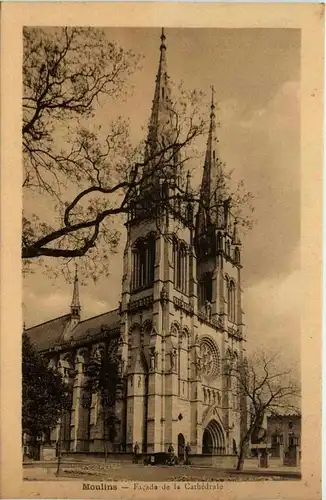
<box><xmin>178</xmin><ymin>433</ymin><xmax>185</xmax><ymax>459</ymax></box>
<box><xmin>202</xmin><ymin>419</ymin><xmax>226</xmax><ymax>455</ymax></box>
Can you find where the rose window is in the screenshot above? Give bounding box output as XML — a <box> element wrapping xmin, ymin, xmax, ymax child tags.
<box><xmin>199</xmin><ymin>336</ymin><xmax>221</xmax><ymax>379</ymax></box>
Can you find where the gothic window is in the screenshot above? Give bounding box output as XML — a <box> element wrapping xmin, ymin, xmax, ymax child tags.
<box><xmin>228</xmin><ymin>279</ymin><xmax>236</xmax><ymax>323</ymax></box>
<box><xmin>131</xmin><ymin>234</ymin><xmax>156</xmax><ymax>290</ymax></box>
<box><xmin>173</xmin><ymin>238</ymin><xmax>188</xmax><ymax>294</ymax></box>
<box><xmin>199</xmin><ymin>272</ymin><xmax>213</xmax><ymax>308</ymax></box>
<box><xmin>226</xmin><ymin>240</ymin><xmax>231</xmax><ymax>256</ymax></box>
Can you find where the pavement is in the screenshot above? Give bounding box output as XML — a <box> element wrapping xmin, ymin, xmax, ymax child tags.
<box><xmin>23</xmin><ymin>461</ymin><xmax>301</xmax><ymax>482</ymax></box>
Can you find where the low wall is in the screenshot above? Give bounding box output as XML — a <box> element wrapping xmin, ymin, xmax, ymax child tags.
<box><xmin>61</xmin><ymin>451</ymin><xmax>237</xmax><ymax>468</ymax></box>
<box><xmin>212</xmin><ymin>455</ymin><xmax>237</xmax><ymax>468</ymax></box>
<box><xmin>62</xmin><ymin>451</ymin><xmax>133</xmax><ymax>463</ymax></box>
<box><xmin>190</xmin><ymin>454</ymin><xmax>237</xmax><ymax>468</ymax></box>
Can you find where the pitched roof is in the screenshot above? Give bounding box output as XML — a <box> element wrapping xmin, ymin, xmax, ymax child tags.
<box><xmin>72</xmin><ymin>309</ymin><xmax>120</xmax><ymax>341</ymax></box>
<box><xmin>26</xmin><ymin>314</ymin><xmax>71</xmax><ymax>351</ymax></box>
<box><xmin>25</xmin><ymin>308</ymin><xmax>120</xmax><ymax>352</ymax></box>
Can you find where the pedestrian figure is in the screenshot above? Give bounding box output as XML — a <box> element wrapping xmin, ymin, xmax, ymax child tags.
<box><xmin>133</xmin><ymin>441</ymin><xmax>140</xmax><ymax>464</ymax></box>
<box><xmin>167</xmin><ymin>444</ymin><xmax>175</xmax><ymax>465</ymax></box>
<box><xmin>184</xmin><ymin>442</ymin><xmax>191</xmax><ymax>465</ymax></box>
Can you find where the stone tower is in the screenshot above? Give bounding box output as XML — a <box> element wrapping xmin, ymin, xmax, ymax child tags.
<box><xmin>115</xmin><ymin>28</ymin><xmax>247</xmax><ymax>456</ymax></box>
<box><xmin>117</xmin><ymin>28</ymin><xmax>197</xmax><ymax>454</ymax></box>
<box><xmin>195</xmin><ymin>88</ymin><xmax>246</xmax><ymax>452</ymax></box>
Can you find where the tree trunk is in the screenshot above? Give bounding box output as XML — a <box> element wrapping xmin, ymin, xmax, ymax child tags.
<box><xmin>236</xmin><ymin>436</ymin><xmax>250</xmax><ymax>471</ymax></box>
<box><xmin>56</xmin><ymin>415</ymin><xmax>63</xmax><ymax>476</ymax></box>
<box><xmin>104</xmin><ymin>407</ymin><xmax>108</xmax><ymax>463</ymax></box>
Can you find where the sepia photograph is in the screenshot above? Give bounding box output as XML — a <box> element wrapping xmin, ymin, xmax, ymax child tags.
<box><xmin>0</xmin><ymin>2</ymin><xmax>323</xmax><ymax>499</ymax></box>
<box><xmin>22</xmin><ymin>23</ymin><xmax>302</xmax><ymax>482</ymax></box>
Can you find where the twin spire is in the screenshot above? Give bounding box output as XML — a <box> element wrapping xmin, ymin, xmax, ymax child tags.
<box><xmin>147</xmin><ymin>28</ymin><xmax>223</xmax><ymax>208</ymax></box>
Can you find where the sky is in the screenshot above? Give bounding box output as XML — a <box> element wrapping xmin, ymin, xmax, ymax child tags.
<box><xmin>23</xmin><ymin>27</ymin><xmax>301</xmax><ymax>376</ymax></box>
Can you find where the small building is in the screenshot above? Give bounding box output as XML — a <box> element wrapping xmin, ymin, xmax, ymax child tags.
<box><xmin>268</xmin><ymin>412</ymin><xmax>301</xmax><ymax>463</ymax></box>
<box><xmin>249</xmin><ymin>411</ymin><xmax>301</xmax><ymax>467</ymax></box>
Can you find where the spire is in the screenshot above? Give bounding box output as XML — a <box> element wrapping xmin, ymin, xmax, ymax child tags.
<box><xmin>196</xmin><ymin>87</ymin><xmax>226</xmax><ymax>232</ymax></box>
<box><xmin>146</xmin><ymin>28</ymin><xmax>175</xmax><ymax>157</ymax></box>
<box><xmin>71</xmin><ymin>264</ymin><xmax>81</xmax><ymax>319</ymax></box>
<box><xmin>195</xmin><ymin>87</ymin><xmax>227</xmax><ymax>243</ymax></box>
<box><xmin>199</xmin><ymin>86</ymin><xmax>221</xmax><ymax>208</ymax></box>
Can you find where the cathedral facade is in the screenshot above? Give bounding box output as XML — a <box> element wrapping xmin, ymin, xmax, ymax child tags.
<box><xmin>26</xmin><ymin>29</ymin><xmax>248</xmax><ymax>458</ymax></box>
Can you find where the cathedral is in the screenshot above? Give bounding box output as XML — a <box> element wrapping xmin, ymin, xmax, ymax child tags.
<box><xmin>25</xmin><ymin>29</ymin><xmax>248</xmax><ymax>459</ymax></box>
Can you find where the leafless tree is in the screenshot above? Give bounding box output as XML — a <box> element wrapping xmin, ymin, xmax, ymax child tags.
<box><xmin>229</xmin><ymin>349</ymin><xmax>300</xmax><ymax>471</ymax></box>
<box><xmin>22</xmin><ymin>27</ymin><xmax>254</xmax><ymax>281</ymax></box>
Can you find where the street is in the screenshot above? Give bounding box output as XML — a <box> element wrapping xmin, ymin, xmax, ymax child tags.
<box><xmin>23</xmin><ymin>463</ymin><xmax>301</xmax><ymax>482</ymax></box>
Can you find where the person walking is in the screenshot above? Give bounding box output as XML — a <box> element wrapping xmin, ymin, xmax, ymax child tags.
<box><xmin>184</xmin><ymin>442</ymin><xmax>191</xmax><ymax>465</ymax></box>
<box><xmin>167</xmin><ymin>444</ymin><xmax>175</xmax><ymax>465</ymax></box>
<box><xmin>133</xmin><ymin>441</ymin><xmax>140</xmax><ymax>464</ymax></box>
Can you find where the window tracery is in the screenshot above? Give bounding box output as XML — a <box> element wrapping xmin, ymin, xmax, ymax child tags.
<box><xmin>173</xmin><ymin>238</ymin><xmax>188</xmax><ymax>294</ymax></box>
<box><xmin>131</xmin><ymin>233</ymin><xmax>156</xmax><ymax>291</ymax></box>
<box><xmin>227</xmin><ymin>279</ymin><xmax>236</xmax><ymax>323</ymax></box>
<box><xmin>199</xmin><ymin>336</ymin><xmax>221</xmax><ymax>379</ymax></box>
<box><xmin>199</xmin><ymin>272</ymin><xmax>213</xmax><ymax>309</ymax></box>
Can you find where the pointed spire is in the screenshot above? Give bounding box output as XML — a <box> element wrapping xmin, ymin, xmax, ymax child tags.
<box><xmin>71</xmin><ymin>264</ymin><xmax>81</xmax><ymax>319</ymax></box>
<box><xmin>198</xmin><ymin>87</ymin><xmax>224</xmax><ymax>224</ymax></box>
<box><xmin>200</xmin><ymin>86</ymin><xmax>218</xmax><ymax>201</ymax></box>
<box><xmin>146</xmin><ymin>28</ymin><xmax>175</xmax><ymax>158</ymax></box>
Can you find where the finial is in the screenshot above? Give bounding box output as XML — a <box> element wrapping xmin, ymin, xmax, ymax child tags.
<box><xmin>71</xmin><ymin>262</ymin><xmax>81</xmax><ymax>317</ymax></box>
<box><xmin>160</xmin><ymin>27</ymin><xmax>166</xmax><ymax>50</ymax></box>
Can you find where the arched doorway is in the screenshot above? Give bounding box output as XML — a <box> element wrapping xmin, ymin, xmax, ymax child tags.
<box><xmin>178</xmin><ymin>433</ymin><xmax>185</xmax><ymax>459</ymax></box>
<box><xmin>202</xmin><ymin>428</ymin><xmax>213</xmax><ymax>454</ymax></box>
<box><xmin>202</xmin><ymin>419</ymin><xmax>226</xmax><ymax>455</ymax></box>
